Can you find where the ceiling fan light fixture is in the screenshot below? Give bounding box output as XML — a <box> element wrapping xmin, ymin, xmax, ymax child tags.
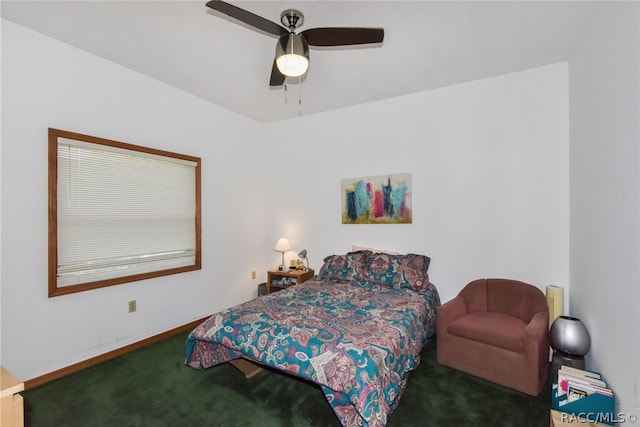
<box><xmin>276</xmin><ymin>33</ymin><xmax>309</xmax><ymax>77</ymax></box>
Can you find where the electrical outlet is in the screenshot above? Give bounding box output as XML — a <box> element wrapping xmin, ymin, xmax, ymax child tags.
<box><xmin>128</xmin><ymin>300</ymin><xmax>137</xmax><ymax>313</ymax></box>
<box><xmin>251</xmin><ymin>271</ymin><xmax>256</xmax><ymax>280</ymax></box>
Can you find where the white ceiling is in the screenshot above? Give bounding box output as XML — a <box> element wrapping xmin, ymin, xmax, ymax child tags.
<box><xmin>1</xmin><ymin>1</ymin><xmax>596</xmax><ymax>123</ymax></box>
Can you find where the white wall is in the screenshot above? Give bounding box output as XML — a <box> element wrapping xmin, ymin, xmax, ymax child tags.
<box><xmin>569</xmin><ymin>2</ymin><xmax>640</xmax><ymax>416</ymax></box>
<box><xmin>262</xmin><ymin>63</ymin><xmax>570</xmax><ymax>305</ymax></box>
<box><xmin>0</xmin><ymin>20</ymin><xmax>270</xmax><ymax>380</ymax></box>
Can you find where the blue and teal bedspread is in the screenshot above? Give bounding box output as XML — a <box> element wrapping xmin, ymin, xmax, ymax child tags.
<box><xmin>185</xmin><ymin>278</ymin><xmax>439</xmax><ymax>427</ymax></box>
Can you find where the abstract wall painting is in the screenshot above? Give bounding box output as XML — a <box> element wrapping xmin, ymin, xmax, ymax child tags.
<box><xmin>341</xmin><ymin>173</ymin><xmax>412</xmax><ymax>224</ymax></box>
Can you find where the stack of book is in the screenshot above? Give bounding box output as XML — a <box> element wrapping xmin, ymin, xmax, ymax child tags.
<box><xmin>552</xmin><ymin>366</ymin><xmax>615</xmax><ymax>425</ymax></box>
<box><xmin>557</xmin><ymin>366</ymin><xmax>613</xmax><ymax>403</ymax></box>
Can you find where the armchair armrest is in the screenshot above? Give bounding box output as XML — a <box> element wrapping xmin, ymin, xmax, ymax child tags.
<box><xmin>524</xmin><ymin>310</ymin><xmax>550</xmax><ymax>360</ymax></box>
<box><xmin>437</xmin><ymin>295</ymin><xmax>467</xmax><ymax>337</ymax></box>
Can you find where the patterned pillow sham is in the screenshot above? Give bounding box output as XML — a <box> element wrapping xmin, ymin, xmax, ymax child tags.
<box><xmin>365</xmin><ymin>252</ymin><xmax>397</xmax><ymax>286</ymax></box>
<box><xmin>366</xmin><ymin>252</ymin><xmax>431</xmax><ymax>291</ymax></box>
<box><xmin>318</xmin><ymin>251</ymin><xmax>368</xmax><ymax>283</ymax></box>
<box><xmin>392</xmin><ymin>253</ymin><xmax>431</xmax><ymax>291</ymax></box>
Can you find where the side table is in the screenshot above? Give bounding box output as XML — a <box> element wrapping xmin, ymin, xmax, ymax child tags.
<box><xmin>267</xmin><ymin>269</ymin><xmax>314</xmax><ymax>294</ymax></box>
<box><xmin>1</xmin><ymin>366</ymin><xmax>24</xmax><ymax>427</ymax></box>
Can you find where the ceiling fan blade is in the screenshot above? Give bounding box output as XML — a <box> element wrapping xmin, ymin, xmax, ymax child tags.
<box><xmin>269</xmin><ymin>59</ymin><xmax>285</xmax><ymax>87</ymax></box>
<box><xmin>206</xmin><ymin>0</ymin><xmax>288</xmax><ymax>38</ymax></box>
<box><xmin>300</xmin><ymin>27</ymin><xmax>384</xmax><ymax>47</ymax></box>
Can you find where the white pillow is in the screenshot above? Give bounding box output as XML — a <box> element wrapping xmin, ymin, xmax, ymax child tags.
<box><xmin>351</xmin><ymin>245</ymin><xmax>402</xmax><ymax>255</ymax></box>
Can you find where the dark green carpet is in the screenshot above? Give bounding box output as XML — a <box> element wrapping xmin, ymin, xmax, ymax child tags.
<box><xmin>23</xmin><ymin>333</ymin><xmax>550</xmax><ymax>426</ymax></box>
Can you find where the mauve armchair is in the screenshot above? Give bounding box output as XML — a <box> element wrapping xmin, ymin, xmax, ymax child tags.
<box><xmin>437</xmin><ymin>278</ymin><xmax>549</xmax><ymax>396</ymax></box>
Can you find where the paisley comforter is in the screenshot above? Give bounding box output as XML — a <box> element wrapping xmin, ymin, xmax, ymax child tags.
<box><xmin>185</xmin><ymin>278</ymin><xmax>439</xmax><ymax>427</ymax></box>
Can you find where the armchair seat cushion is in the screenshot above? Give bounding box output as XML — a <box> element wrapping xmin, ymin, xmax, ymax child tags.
<box><xmin>448</xmin><ymin>312</ymin><xmax>526</xmax><ymax>353</ymax></box>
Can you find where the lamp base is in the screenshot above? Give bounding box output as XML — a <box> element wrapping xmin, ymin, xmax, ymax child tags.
<box><xmin>550</xmin><ymin>350</ymin><xmax>586</xmax><ymax>383</ymax></box>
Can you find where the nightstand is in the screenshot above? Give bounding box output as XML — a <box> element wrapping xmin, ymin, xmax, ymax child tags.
<box><xmin>1</xmin><ymin>366</ymin><xmax>24</xmax><ymax>427</ymax></box>
<box><xmin>267</xmin><ymin>269</ymin><xmax>314</xmax><ymax>294</ymax></box>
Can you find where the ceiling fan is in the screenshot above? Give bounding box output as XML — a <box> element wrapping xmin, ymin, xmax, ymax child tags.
<box><xmin>205</xmin><ymin>0</ymin><xmax>384</xmax><ymax>86</ymax></box>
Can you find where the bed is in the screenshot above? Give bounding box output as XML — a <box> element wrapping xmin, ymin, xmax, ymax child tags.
<box><xmin>185</xmin><ymin>250</ymin><xmax>440</xmax><ymax>427</ymax></box>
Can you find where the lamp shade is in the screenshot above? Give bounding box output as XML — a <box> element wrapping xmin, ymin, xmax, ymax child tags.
<box><xmin>276</xmin><ymin>33</ymin><xmax>309</xmax><ymax>77</ymax></box>
<box><xmin>550</xmin><ymin>316</ymin><xmax>591</xmax><ymax>356</ymax></box>
<box><xmin>274</xmin><ymin>238</ymin><xmax>291</xmax><ymax>253</ymax></box>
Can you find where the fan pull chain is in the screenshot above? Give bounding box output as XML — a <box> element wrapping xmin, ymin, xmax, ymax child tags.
<box><xmin>282</xmin><ymin>81</ymin><xmax>302</xmax><ymax>115</ymax></box>
<box><xmin>298</xmin><ymin>75</ymin><xmax>303</xmax><ymax>117</ymax></box>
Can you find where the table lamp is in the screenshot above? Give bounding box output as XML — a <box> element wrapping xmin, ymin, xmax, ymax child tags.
<box><xmin>274</xmin><ymin>238</ymin><xmax>290</xmax><ymax>271</ymax></box>
<box><xmin>298</xmin><ymin>249</ymin><xmax>309</xmax><ymax>270</ymax></box>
